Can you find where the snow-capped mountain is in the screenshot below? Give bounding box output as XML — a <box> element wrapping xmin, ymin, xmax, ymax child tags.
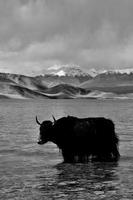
<box><xmin>1</xmin><ymin>66</ymin><xmax>133</xmax><ymax>99</ymax></box>
<box><xmin>46</xmin><ymin>65</ymin><xmax>133</xmax><ymax>77</ymax></box>
<box><xmin>45</xmin><ymin>64</ymin><xmax>92</xmax><ymax>77</ymax></box>
<box><xmin>100</xmin><ymin>68</ymin><xmax>133</xmax><ymax>75</ymax></box>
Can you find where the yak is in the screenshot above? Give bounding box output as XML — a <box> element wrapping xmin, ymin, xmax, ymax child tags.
<box><xmin>36</xmin><ymin>115</ymin><xmax>120</xmax><ymax>163</ymax></box>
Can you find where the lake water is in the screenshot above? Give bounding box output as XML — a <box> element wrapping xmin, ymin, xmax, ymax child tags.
<box><xmin>0</xmin><ymin>99</ymin><xmax>133</xmax><ymax>199</ymax></box>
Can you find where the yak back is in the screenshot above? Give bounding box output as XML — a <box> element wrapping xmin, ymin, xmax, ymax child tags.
<box><xmin>52</xmin><ymin>116</ymin><xmax>117</xmax><ymax>149</ymax></box>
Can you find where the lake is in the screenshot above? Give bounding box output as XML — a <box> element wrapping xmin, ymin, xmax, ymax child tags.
<box><xmin>0</xmin><ymin>98</ymin><xmax>133</xmax><ymax>199</ymax></box>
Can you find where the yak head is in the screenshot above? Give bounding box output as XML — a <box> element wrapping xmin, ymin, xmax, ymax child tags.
<box><xmin>36</xmin><ymin>116</ymin><xmax>56</xmax><ymax>145</ymax></box>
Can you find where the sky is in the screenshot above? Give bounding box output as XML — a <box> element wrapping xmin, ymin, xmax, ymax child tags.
<box><xmin>0</xmin><ymin>0</ymin><xmax>133</xmax><ymax>75</ymax></box>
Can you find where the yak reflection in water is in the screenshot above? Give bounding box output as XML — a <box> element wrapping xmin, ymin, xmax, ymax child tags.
<box><xmin>37</xmin><ymin>162</ymin><xmax>120</xmax><ymax>199</ymax></box>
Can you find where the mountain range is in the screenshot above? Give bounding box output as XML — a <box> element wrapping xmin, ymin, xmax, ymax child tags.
<box><xmin>1</xmin><ymin>65</ymin><xmax>133</xmax><ymax>99</ymax></box>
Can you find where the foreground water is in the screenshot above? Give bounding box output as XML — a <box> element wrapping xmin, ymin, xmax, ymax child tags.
<box><xmin>0</xmin><ymin>99</ymin><xmax>133</xmax><ymax>199</ymax></box>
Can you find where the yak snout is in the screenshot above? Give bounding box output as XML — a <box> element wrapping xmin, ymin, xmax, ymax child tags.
<box><xmin>37</xmin><ymin>136</ymin><xmax>44</xmax><ymax>145</ymax></box>
<box><xmin>37</xmin><ymin>136</ymin><xmax>48</xmax><ymax>145</ymax></box>
<box><xmin>37</xmin><ymin>140</ymin><xmax>44</xmax><ymax>145</ymax></box>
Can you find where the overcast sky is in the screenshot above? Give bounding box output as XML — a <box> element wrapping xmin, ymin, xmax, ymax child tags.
<box><xmin>0</xmin><ymin>0</ymin><xmax>133</xmax><ymax>75</ymax></box>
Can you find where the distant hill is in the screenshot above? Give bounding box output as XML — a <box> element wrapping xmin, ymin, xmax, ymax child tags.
<box><xmin>0</xmin><ymin>72</ymin><xmax>91</xmax><ymax>99</ymax></box>
<box><xmin>81</xmin><ymin>71</ymin><xmax>133</xmax><ymax>94</ymax></box>
<box><xmin>1</xmin><ymin>67</ymin><xmax>133</xmax><ymax>99</ymax></box>
<box><xmin>36</xmin><ymin>74</ymin><xmax>91</xmax><ymax>88</ymax></box>
<box><xmin>0</xmin><ymin>82</ymin><xmax>48</xmax><ymax>99</ymax></box>
<box><xmin>43</xmin><ymin>84</ymin><xmax>90</xmax><ymax>99</ymax></box>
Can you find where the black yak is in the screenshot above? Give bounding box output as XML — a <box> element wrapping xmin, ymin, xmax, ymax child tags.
<box><xmin>36</xmin><ymin>116</ymin><xmax>120</xmax><ymax>163</ymax></box>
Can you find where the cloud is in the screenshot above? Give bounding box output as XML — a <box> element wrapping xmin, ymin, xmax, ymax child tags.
<box><xmin>24</xmin><ymin>37</ymin><xmax>67</xmax><ymax>60</ymax></box>
<box><xmin>0</xmin><ymin>0</ymin><xmax>133</xmax><ymax>74</ymax></box>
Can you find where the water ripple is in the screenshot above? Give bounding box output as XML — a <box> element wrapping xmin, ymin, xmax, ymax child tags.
<box><xmin>0</xmin><ymin>99</ymin><xmax>133</xmax><ymax>199</ymax></box>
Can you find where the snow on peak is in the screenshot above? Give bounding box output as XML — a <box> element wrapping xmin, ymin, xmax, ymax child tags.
<box><xmin>101</xmin><ymin>68</ymin><xmax>133</xmax><ymax>75</ymax></box>
<box><xmin>45</xmin><ymin>64</ymin><xmax>133</xmax><ymax>78</ymax></box>
<box><xmin>54</xmin><ymin>70</ymin><xmax>66</xmax><ymax>76</ymax></box>
<box><xmin>46</xmin><ymin>64</ymin><xmax>91</xmax><ymax>77</ymax></box>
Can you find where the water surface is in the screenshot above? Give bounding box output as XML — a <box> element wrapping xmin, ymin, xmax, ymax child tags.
<box><xmin>0</xmin><ymin>99</ymin><xmax>133</xmax><ymax>199</ymax></box>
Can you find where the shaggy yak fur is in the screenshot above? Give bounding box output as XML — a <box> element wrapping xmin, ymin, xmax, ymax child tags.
<box><xmin>36</xmin><ymin>116</ymin><xmax>120</xmax><ymax>163</ymax></box>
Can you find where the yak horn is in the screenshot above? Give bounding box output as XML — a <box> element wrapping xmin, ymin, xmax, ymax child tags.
<box><xmin>52</xmin><ymin>115</ymin><xmax>56</xmax><ymax>123</ymax></box>
<box><xmin>36</xmin><ymin>116</ymin><xmax>41</xmax><ymax>125</ymax></box>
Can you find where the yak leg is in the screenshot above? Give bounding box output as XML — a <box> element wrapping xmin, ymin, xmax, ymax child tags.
<box><xmin>78</xmin><ymin>154</ymin><xmax>84</xmax><ymax>163</ymax></box>
<box><xmin>62</xmin><ymin>150</ymin><xmax>75</xmax><ymax>163</ymax></box>
<box><xmin>77</xmin><ymin>152</ymin><xmax>88</xmax><ymax>163</ymax></box>
<box><xmin>91</xmin><ymin>149</ymin><xmax>112</xmax><ymax>161</ymax></box>
<box><xmin>111</xmin><ymin>145</ymin><xmax>120</xmax><ymax>161</ymax></box>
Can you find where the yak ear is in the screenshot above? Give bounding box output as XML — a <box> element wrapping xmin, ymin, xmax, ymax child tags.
<box><xmin>52</xmin><ymin>115</ymin><xmax>56</xmax><ymax>123</ymax></box>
